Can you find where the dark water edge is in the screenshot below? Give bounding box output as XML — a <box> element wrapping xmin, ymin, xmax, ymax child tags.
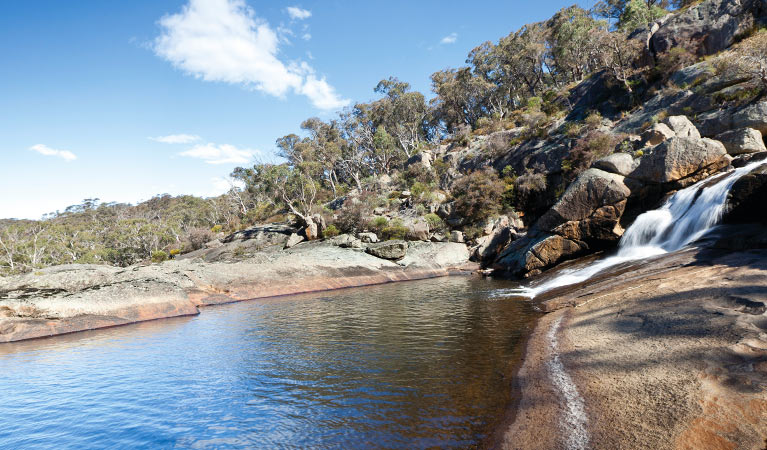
<box><xmin>0</xmin><ymin>276</ymin><xmax>539</xmax><ymax>449</ymax></box>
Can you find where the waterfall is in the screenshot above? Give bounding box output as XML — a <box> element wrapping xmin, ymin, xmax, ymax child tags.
<box><xmin>498</xmin><ymin>159</ymin><xmax>766</xmax><ymax>299</ymax></box>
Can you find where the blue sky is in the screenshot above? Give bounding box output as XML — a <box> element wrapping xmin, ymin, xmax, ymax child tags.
<box><xmin>0</xmin><ymin>0</ymin><xmax>589</xmax><ymax>219</ymax></box>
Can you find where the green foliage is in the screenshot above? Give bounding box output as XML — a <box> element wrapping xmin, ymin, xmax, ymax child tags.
<box><xmin>322</xmin><ymin>224</ymin><xmax>340</xmax><ymax>238</ymax></box>
<box><xmin>381</xmin><ymin>218</ymin><xmax>409</xmax><ymax>240</ymax></box>
<box><xmin>424</xmin><ymin>213</ymin><xmax>445</xmax><ymax>232</ymax></box>
<box><xmin>211</xmin><ymin>225</ymin><xmax>223</xmax><ymax>233</ymax></box>
<box><xmin>618</xmin><ymin>0</ymin><xmax>667</xmax><ymax>32</ymax></box>
<box><xmin>451</xmin><ymin>169</ymin><xmax>505</xmax><ymax>225</ymax></box>
<box><xmin>369</xmin><ymin>216</ymin><xmax>389</xmax><ymax>234</ymax></box>
<box><xmin>151</xmin><ymin>250</ymin><xmax>169</xmax><ymax>263</ymax></box>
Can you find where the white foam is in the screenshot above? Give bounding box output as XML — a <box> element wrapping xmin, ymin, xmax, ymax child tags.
<box><xmin>547</xmin><ymin>315</ymin><xmax>589</xmax><ymax>450</ymax></box>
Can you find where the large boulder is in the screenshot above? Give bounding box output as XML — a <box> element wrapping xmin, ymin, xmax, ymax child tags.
<box><xmin>366</xmin><ymin>240</ymin><xmax>408</xmax><ymax>260</ymax></box>
<box><xmin>330</xmin><ymin>234</ymin><xmax>363</xmax><ymax>249</ymax></box>
<box><xmin>630</xmin><ymin>137</ymin><xmax>730</xmax><ymax>184</ymax></box>
<box><xmin>592</xmin><ymin>153</ymin><xmax>639</xmax><ymax>176</ymax></box>
<box><xmin>716</xmin><ymin>128</ymin><xmax>767</xmax><ymax>155</ymax></box>
<box><xmin>494</xmin><ymin>232</ymin><xmax>587</xmax><ymax>278</ymax></box>
<box><xmin>494</xmin><ymin>168</ymin><xmax>631</xmax><ymax>277</ymax></box>
<box><xmin>650</xmin><ymin>0</ymin><xmax>767</xmax><ymax>58</ymax></box>
<box><xmin>284</xmin><ymin>233</ymin><xmax>305</xmax><ymax>249</ymax></box>
<box><xmin>664</xmin><ymin>116</ymin><xmax>701</xmax><ymax>140</ymax></box>
<box><xmin>406</xmin><ymin>221</ymin><xmax>430</xmax><ymax>241</ymax></box>
<box><xmin>732</xmin><ymin>100</ymin><xmax>767</xmax><ymax>135</ymax></box>
<box><xmin>537</xmin><ymin>168</ymin><xmax>631</xmax><ymax>232</ymax></box>
<box><xmin>725</xmin><ymin>164</ymin><xmax>767</xmax><ymax>223</ymax></box>
<box><xmin>641</xmin><ymin>123</ymin><xmax>676</xmax><ymax>146</ymax></box>
<box><xmin>471</xmin><ymin>216</ymin><xmax>520</xmax><ymax>265</ymax></box>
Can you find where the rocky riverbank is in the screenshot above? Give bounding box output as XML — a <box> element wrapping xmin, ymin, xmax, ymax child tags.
<box><xmin>499</xmin><ymin>227</ymin><xmax>767</xmax><ymax>449</ymax></box>
<box><xmin>0</xmin><ymin>240</ymin><xmax>474</xmax><ymax>343</ymax></box>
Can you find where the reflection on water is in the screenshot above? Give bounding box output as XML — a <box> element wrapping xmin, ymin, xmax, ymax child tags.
<box><xmin>0</xmin><ymin>276</ymin><xmax>538</xmax><ymax>449</ymax></box>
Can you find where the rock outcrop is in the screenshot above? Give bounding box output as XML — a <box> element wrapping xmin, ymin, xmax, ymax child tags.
<box><xmin>630</xmin><ymin>137</ymin><xmax>730</xmax><ymax>184</ymax></box>
<box><xmin>493</xmin><ymin>116</ymin><xmax>742</xmax><ymax>277</ymax></box>
<box><xmin>365</xmin><ymin>240</ymin><xmax>408</xmax><ymax>260</ymax></box>
<box><xmin>0</xmin><ymin>240</ymin><xmax>474</xmax><ymax>343</ymax></box>
<box><xmin>716</xmin><ymin>128</ymin><xmax>767</xmax><ymax>155</ymax></box>
<box><xmin>725</xmin><ymin>163</ymin><xmax>767</xmax><ymax>223</ymax></box>
<box><xmin>494</xmin><ymin>168</ymin><xmax>631</xmax><ymax>277</ymax></box>
<box><xmin>650</xmin><ymin>0</ymin><xmax>767</xmax><ymax>58</ymax></box>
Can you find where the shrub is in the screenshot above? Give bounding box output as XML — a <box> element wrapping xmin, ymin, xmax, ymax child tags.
<box><xmin>424</xmin><ymin>213</ymin><xmax>444</xmax><ymax>232</ymax></box>
<box><xmin>169</xmin><ymin>248</ymin><xmax>182</xmax><ymax>257</ymax></box>
<box><xmin>451</xmin><ymin>169</ymin><xmax>505</xmax><ymax>225</ymax></box>
<box><xmin>381</xmin><ymin>218</ymin><xmax>408</xmax><ymax>240</ymax></box>
<box><xmin>210</xmin><ymin>224</ymin><xmax>223</xmax><ymax>233</ymax></box>
<box><xmin>336</xmin><ymin>193</ymin><xmax>376</xmax><ymax>233</ymax></box>
<box><xmin>584</xmin><ymin>111</ymin><xmax>602</xmax><ymax>130</ymax></box>
<box><xmin>484</xmin><ymin>133</ymin><xmax>511</xmax><ymax>157</ymax></box>
<box><xmin>567</xmin><ymin>131</ymin><xmax>620</xmax><ymax>180</ymax></box>
<box><xmin>187</xmin><ymin>227</ymin><xmax>214</xmax><ymax>251</ymax></box>
<box><xmin>323</xmin><ymin>224</ymin><xmax>340</xmax><ymax>238</ymax></box>
<box><xmin>151</xmin><ymin>250</ymin><xmax>169</xmax><ymax>263</ymax></box>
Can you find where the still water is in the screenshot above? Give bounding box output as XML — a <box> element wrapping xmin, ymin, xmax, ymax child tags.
<box><xmin>0</xmin><ymin>276</ymin><xmax>537</xmax><ymax>449</ymax></box>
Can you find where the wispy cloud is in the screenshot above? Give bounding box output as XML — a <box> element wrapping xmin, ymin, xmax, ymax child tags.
<box><xmin>154</xmin><ymin>0</ymin><xmax>347</xmax><ymax>110</ymax></box>
<box><xmin>211</xmin><ymin>176</ymin><xmax>246</xmax><ymax>193</ymax></box>
<box><xmin>285</xmin><ymin>6</ymin><xmax>311</xmax><ymax>20</ymax></box>
<box><xmin>179</xmin><ymin>143</ymin><xmax>258</xmax><ymax>164</ymax></box>
<box><xmin>440</xmin><ymin>32</ymin><xmax>458</xmax><ymax>44</ymax></box>
<box><xmin>149</xmin><ymin>134</ymin><xmax>201</xmax><ymax>144</ymax></box>
<box><xmin>29</xmin><ymin>144</ymin><xmax>77</xmax><ymax>161</ymax></box>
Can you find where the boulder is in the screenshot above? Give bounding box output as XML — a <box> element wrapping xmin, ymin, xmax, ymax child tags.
<box><xmin>650</xmin><ymin>0</ymin><xmax>766</xmax><ymax>58</ymax></box>
<box><xmin>630</xmin><ymin>137</ymin><xmax>729</xmax><ymax>184</ymax></box>
<box><xmin>449</xmin><ymin>231</ymin><xmax>465</xmax><ymax>243</ymax></box>
<box><xmin>204</xmin><ymin>239</ymin><xmax>223</xmax><ymax>249</ymax></box>
<box><xmin>664</xmin><ymin>116</ymin><xmax>701</xmax><ymax>140</ymax></box>
<box><xmin>493</xmin><ymin>232</ymin><xmax>587</xmax><ymax>278</ymax></box>
<box><xmin>716</xmin><ymin>128</ymin><xmax>767</xmax><ymax>155</ymax></box>
<box><xmin>404</xmin><ymin>152</ymin><xmax>433</xmax><ymax>170</ymax></box>
<box><xmin>430</xmin><ymin>233</ymin><xmax>447</xmax><ymax>243</ymax></box>
<box><xmin>304</xmin><ymin>221</ymin><xmax>319</xmax><ymax>241</ymax></box>
<box><xmin>725</xmin><ymin>164</ymin><xmax>767</xmax><ymax>224</ymax></box>
<box><xmin>357</xmin><ymin>232</ymin><xmax>379</xmax><ymax>244</ymax></box>
<box><xmin>330</xmin><ymin>234</ymin><xmax>363</xmax><ymax>249</ymax></box>
<box><xmin>732</xmin><ymin>100</ymin><xmax>767</xmax><ymax>135</ymax></box>
<box><xmin>538</xmin><ymin>168</ymin><xmax>631</xmax><ymax>231</ymax></box>
<box><xmin>592</xmin><ymin>153</ymin><xmax>639</xmax><ymax>176</ymax></box>
<box><xmin>406</xmin><ymin>221</ymin><xmax>430</xmax><ymax>241</ymax></box>
<box><xmin>284</xmin><ymin>233</ymin><xmax>305</xmax><ymax>249</ymax></box>
<box><xmin>366</xmin><ymin>240</ymin><xmax>408</xmax><ymax>260</ymax></box>
<box><xmin>641</xmin><ymin>123</ymin><xmax>676</xmax><ymax>146</ymax></box>
<box><xmin>471</xmin><ymin>217</ymin><xmax>519</xmax><ymax>265</ymax></box>
<box><xmin>310</xmin><ymin>214</ymin><xmax>327</xmax><ymax>236</ymax></box>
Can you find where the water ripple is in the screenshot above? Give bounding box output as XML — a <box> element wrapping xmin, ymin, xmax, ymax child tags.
<box><xmin>0</xmin><ymin>277</ymin><xmax>536</xmax><ymax>449</ymax></box>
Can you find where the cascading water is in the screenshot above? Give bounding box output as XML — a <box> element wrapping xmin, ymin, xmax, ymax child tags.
<box><xmin>498</xmin><ymin>159</ymin><xmax>767</xmax><ymax>298</ymax></box>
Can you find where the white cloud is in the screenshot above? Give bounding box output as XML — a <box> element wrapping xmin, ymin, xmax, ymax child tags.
<box><xmin>149</xmin><ymin>134</ymin><xmax>201</xmax><ymax>144</ymax></box>
<box><xmin>154</xmin><ymin>0</ymin><xmax>347</xmax><ymax>110</ymax></box>
<box><xmin>440</xmin><ymin>32</ymin><xmax>458</xmax><ymax>44</ymax></box>
<box><xmin>285</xmin><ymin>6</ymin><xmax>311</xmax><ymax>20</ymax></box>
<box><xmin>29</xmin><ymin>144</ymin><xmax>77</xmax><ymax>161</ymax></box>
<box><xmin>179</xmin><ymin>143</ymin><xmax>258</xmax><ymax>164</ymax></box>
<box><xmin>301</xmin><ymin>33</ymin><xmax>311</xmax><ymax>41</ymax></box>
<box><xmin>211</xmin><ymin>176</ymin><xmax>246</xmax><ymax>193</ymax></box>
